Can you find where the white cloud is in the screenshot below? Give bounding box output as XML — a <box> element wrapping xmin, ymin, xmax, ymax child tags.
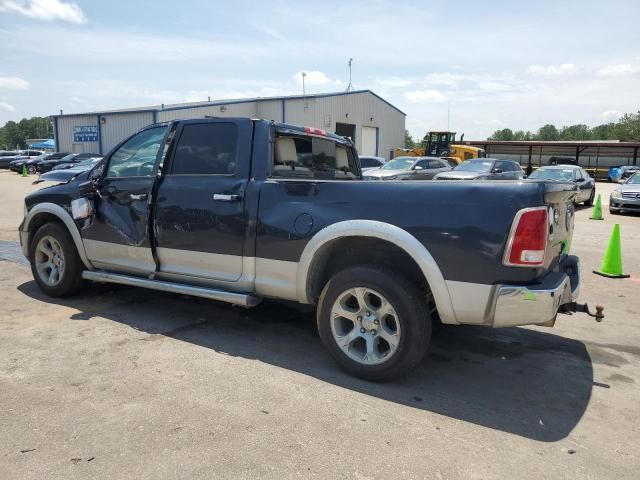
<box><xmin>0</xmin><ymin>102</ymin><xmax>16</xmax><ymax>112</ymax></box>
<box><xmin>404</xmin><ymin>89</ymin><xmax>447</xmax><ymax>103</ymax></box>
<box><xmin>292</xmin><ymin>70</ymin><xmax>341</xmax><ymax>87</ymax></box>
<box><xmin>0</xmin><ymin>0</ymin><xmax>86</xmax><ymax>24</ymax></box>
<box><xmin>0</xmin><ymin>76</ymin><xmax>29</xmax><ymax>90</ymax></box>
<box><xmin>600</xmin><ymin>110</ymin><xmax>621</xmax><ymax>121</ymax></box>
<box><xmin>262</xmin><ymin>27</ymin><xmax>284</xmax><ymax>41</ymax></box>
<box><xmin>527</xmin><ymin>63</ymin><xmax>576</xmax><ymax>76</ymax></box>
<box><xmin>597</xmin><ymin>64</ymin><xmax>640</xmax><ymax>77</ymax></box>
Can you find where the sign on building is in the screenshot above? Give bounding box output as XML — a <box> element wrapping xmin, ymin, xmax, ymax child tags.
<box><xmin>73</xmin><ymin>126</ymin><xmax>98</xmax><ymax>143</ymax></box>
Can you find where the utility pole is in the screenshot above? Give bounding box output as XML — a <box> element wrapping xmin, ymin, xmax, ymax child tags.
<box><xmin>447</xmin><ymin>102</ymin><xmax>450</xmax><ymax>131</ymax></box>
<box><xmin>302</xmin><ymin>72</ymin><xmax>308</xmax><ymax>110</ymax></box>
<box><xmin>346</xmin><ymin>58</ymin><xmax>353</xmax><ymax>92</ymax></box>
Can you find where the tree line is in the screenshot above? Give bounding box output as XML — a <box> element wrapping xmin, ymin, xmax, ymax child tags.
<box><xmin>404</xmin><ymin>110</ymin><xmax>640</xmax><ymax>148</ymax></box>
<box><xmin>0</xmin><ymin>117</ymin><xmax>54</xmax><ymax>150</ymax></box>
<box><xmin>487</xmin><ymin>111</ymin><xmax>640</xmax><ymax>142</ymax></box>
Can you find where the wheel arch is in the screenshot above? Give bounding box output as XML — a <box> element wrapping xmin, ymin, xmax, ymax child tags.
<box><xmin>296</xmin><ymin>220</ymin><xmax>457</xmax><ymax>324</ymax></box>
<box><xmin>22</xmin><ymin>203</ymin><xmax>93</xmax><ymax>270</ymax></box>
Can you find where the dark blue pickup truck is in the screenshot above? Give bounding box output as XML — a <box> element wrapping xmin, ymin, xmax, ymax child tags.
<box><xmin>19</xmin><ymin>118</ymin><xmax>592</xmax><ymax>380</ymax></box>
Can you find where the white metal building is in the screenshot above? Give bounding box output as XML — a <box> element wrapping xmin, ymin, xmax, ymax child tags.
<box><xmin>52</xmin><ymin>90</ymin><xmax>405</xmax><ymax>160</ymax></box>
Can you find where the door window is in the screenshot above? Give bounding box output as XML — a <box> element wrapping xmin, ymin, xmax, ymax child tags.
<box><xmin>415</xmin><ymin>160</ymin><xmax>429</xmax><ymax>169</ymax></box>
<box><xmin>170</xmin><ymin>123</ymin><xmax>238</xmax><ymax>175</ymax></box>
<box><xmin>427</xmin><ymin>159</ymin><xmax>443</xmax><ymax>169</ymax></box>
<box><xmin>106</xmin><ymin>127</ymin><xmax>166</xmax><ymax>178</ymax></box>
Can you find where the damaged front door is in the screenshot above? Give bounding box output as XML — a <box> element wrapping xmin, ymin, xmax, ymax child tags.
<box><xmin>81</xmin><ymin>126</ymin><xmax>168</xmax><ymax>275</ymax></box>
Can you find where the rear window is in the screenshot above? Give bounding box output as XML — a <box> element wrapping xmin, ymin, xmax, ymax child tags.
<box><xmin>272</xmin><ymin>135</ymin><xmax>358</xmax><ymax>180</ymax></box>
<box><xmin>360</xmin><ymin>157</ymin><xmax>381</xmax><ymax>168</ymax></box>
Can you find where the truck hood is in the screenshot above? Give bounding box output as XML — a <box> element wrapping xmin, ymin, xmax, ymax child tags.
<box><xmin>435</xmin><ymin>171</ymin><xmax>488</xmax><ymax>180</ymax></box>
<box><xmin>364</xmin><ymin>168</ymin><xmax>409</xmax><ymax>179</ymax></box>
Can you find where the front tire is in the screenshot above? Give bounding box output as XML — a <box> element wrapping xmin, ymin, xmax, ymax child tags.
<box><xmin>29</xmin><ymin>222</ymin><xmax>84</xmax><ymax>297</ymax></box>
<box><xmin>585</xmin><ymin>189</ymin><xmax>595</xmax><ymax>206</ymax></box>
<box><xmin>28</xmin><ymin>165</ymin><xmax>37</xmax><ymax>175</ymax></box>
<box><xmin>317</xmin><ymin>265</ymin><xmax>432</xmax><ymax>381</ymax></box>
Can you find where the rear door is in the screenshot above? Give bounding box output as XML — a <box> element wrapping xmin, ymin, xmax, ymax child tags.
<box><xmin>153</xmin><ymin>118</ymin><xmax>253</xmax><ymax>283</ymax></box>
<box><xmin>81</xmin><ymin>125</ymin><xmax>168</xmax><ymax>275</ymax></box>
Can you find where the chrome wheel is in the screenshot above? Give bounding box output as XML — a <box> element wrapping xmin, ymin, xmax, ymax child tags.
<box><xmin>28</xmin><ymin>165</ymin><xmax>37</xmax><ymax>175</ymax></box>
<box><xmin>330</xmin><ymin>287</ymin><xmax>401</xmax><ymax>365</ymax></box>
<box><xmin>34</xmin><ymin>235</ymin><xmax>65</xmax><ymax>286</ymax></box>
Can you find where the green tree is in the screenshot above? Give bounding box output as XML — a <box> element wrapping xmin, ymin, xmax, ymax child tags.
<box><xmin>537</xmin><ymin>124</ymin><xmax>560</xmax><ymax>141</ymax></box>
<box><xmin>0</xmin><ymin>116</ymin><xmax>53</xmax><ymax>149</ymax></box>
<box><xmin>404</xmin><ymin>129</ymin><xmax>416</xmax><ymax>149</ymax></box>
<box><xmin>487</xmin><ymin>128</ymin><xmax>514</xmax><ymax>140</ymax></box>
<box><xmin>590</xmin><ymin>122</ymin><xmax>617</xmax><ymax>140</ymax></box>
<box><xmin>616</xmin><ymin>111</ymin><xmax>640</xmax><ymax>141</ymax></box>
<box><xmin>559</xmin><ymin>124</ymin><xmax>591</xmax><ymax>140</ymax></box>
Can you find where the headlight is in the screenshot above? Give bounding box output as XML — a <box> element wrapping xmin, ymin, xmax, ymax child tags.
<box><xmin>611</xmin><ymin>190</ymin><xmax>622</xmax><ymax>199</ymax></box>
<box><xmin>383</xmin><ymin>175</ymin><xmax>397</xmax><ymax>180</ymax></box>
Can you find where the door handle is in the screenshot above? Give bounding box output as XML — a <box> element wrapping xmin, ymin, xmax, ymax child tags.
<box><xmin>130</xmin><ymin>193</ymin><xmax>148</xmax><ymax>201</ymax></box>
<box><xmin>213</xmin><ymin>194</ymin><xmax>242</xmax><ymax>202</ymax></box>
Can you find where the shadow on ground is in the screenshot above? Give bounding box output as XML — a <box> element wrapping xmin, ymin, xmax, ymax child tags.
<box><xmin>18</xmin><ymin>279</ymin><xmax>595</xmax><ymax>442</ymax></box>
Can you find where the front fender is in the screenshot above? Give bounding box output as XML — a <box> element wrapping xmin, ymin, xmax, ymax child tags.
<box><xmin>21</xmin><ymin>202</ymin><xmax>94</xmax><ymax>270</ymax></box>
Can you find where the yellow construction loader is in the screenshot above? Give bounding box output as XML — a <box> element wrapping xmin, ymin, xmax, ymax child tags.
<box><xmin>394</xmin><ymin>131</ymin><xmax>485</xmax><ymax>165</ymax></box>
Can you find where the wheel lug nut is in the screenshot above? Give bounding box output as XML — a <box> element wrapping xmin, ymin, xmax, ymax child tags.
<box><xmin>371</xmin><ymin>330</ymin><xmax>377</xmax><ymax>336</ymax></box>
<box><xmin>366</xmin><ymin>311</ymin><xmax>371</xmax><ymax>317</ymax></box>
<box><xmin>360</xmin><ymin>328</ymin><xmax>366</xmax><ymax>334</ymax></box>
<box><xmin>357</xmin><ymin>316</ymin><xmax>362</xmax><ymax>322</ymax></box>
<box><xmin>374</xmin><ymin>319</ymin><xmax>379</xmax><ymax>325</ymax></box>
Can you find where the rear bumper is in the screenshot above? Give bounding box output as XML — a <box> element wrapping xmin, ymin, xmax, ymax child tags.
<box><xmin>492</xmin><ymin>255</ymin><xmax>580</xmax><ymax>328</ymax></box>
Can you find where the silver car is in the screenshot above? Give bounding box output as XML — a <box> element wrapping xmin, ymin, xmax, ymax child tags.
<box><xmin>363</xmin><ymin>156</ymin><xmax>451</xmax><ymax>180</ymax></box>
<box><xmin>610</xmin><ymin>172</ymin><xmax>640</xmax><ymax>214</ymax></box>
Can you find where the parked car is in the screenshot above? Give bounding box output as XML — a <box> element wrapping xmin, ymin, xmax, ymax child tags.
<box><xmin>434</xmin><ymin>158</ymin><xmax>524</xmax><ymax>180</ymax></box>
<box><xmin>2</xmin><ymin>150</ymin><xmax>43</xmax><ymax>169</ymax></box>
<box><xmin>33</xmin><ymin>158</ymin><xmax>103</xmax><ymax>184</ymax></box>
<box><xmin>11</xmin><ymin>152</ymin><xmax>71</xmax><ymax>174</ymax></box>
<box><xmin>609</xmin><ymin>165</ymin><xmax>640</xmax><ymax>183</ymax></box>
<box><xmin>364</xmin><ymin>156</ymin><xmax>451</xmax><ymax>180</ymax></box>
<box><xmin>359</xmin><ymin>155</ymin><xmax>385</xmax><ymax>172</ymax></box>
<box><xmin>36</xmin><ymin>152</ymin><xmax>101</xmax><ymax>173</ymax></box>
<box><xmin>20</xmin><ymin>118</ymin><xmax>589</xmax><ymax>381</ymax></box>
<box><xmin>610</xmin><ymin>172</ymin><xmax>640</xmax><ymax>214</ymax></box>
<box><xmin>527</xmin><ymin>165</ymin><xmax>595</xmax><ymax>206</ymax></box>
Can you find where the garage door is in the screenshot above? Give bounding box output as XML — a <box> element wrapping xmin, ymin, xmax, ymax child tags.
<box><xmin>361</xmin><ymin>126</ymin><xmax>377</xmax><ymax>156</ymax></box>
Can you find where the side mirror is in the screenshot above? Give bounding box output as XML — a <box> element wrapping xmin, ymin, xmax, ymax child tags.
<box><xmin>413</xmin><ymin>166</ymin><xmax>423</xmax><ymax>171</ymax></box>
<box><xmin>576</xmin><ymin>177</ymin><xmax>585</xmax><ymax>183</ymax></box>
<box><xmin>493</xmin><ymin>168</ymin><xmax>503</xmax><ymax>174</ymax></box>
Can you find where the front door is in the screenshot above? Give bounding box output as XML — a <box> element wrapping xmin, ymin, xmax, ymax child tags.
<box><xmin>81</xmin><ymin>125</ymin><xmax>168</xmax><ymax>275</ymax></box>
<box><xmin>153</xmin><ymin>119</ymin><xmax>252</xmax><ymax>283</ymax></box>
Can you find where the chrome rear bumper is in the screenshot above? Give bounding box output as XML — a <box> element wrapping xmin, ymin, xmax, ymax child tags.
<box><xmin>492</xmin><ymin>255</ymin><xmax>580</xmax><ymax>328</ymax></box>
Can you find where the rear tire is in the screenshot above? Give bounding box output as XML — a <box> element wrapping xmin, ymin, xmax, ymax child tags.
<box><xmin>317</xmin><ymin>265</ymin><xmax>432</xmax><ymax>381</ymax></box>
<box><xmin>28</xmin><ymin>165</ymin><xmax>37</xmax><ymax>175</ymax></box>
<box><xmin>29</xmin><ymin>222</ymin><xmax>84</xmax><ymax>297</ymax></box>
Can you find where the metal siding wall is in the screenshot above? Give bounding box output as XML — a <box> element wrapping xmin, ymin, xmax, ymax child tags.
<box><xmin>256</xmin><ymin>100</ymin><xmax>282</xmax><ymax>122</ymax></box>
<box><xmin>285</xmin><ymin>92</ymin><xmax>405</xmax><ymax>160</ymax></box>
<box><xmin>156</xmin><ymin>102</ymin><xmax>258</xmax><ymax>122</ymax></box>
<box><xmin>100</xmin><ymin>111</ymin><xmax>154</xmax><ymax>154</ymax></box>
<box><xmin>55</xmin><ymin>115</ymin><xmax>100</xmax><ymax>153</ymax></box>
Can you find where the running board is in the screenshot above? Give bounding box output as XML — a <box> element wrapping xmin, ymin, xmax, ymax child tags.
<box><xmin>82</xmin><ymin>270</ymin><xmax>262</xmax><ymax>307</ymax></box>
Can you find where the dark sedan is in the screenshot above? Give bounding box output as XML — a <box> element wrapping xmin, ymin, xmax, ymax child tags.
<box><xmin>11</xmin><ymin>152</ymin><xmax>71</xmax><ymax>174</ymax></box>
<box><xmin>36</xmin><ymin>152</ymin><xmax>101</xmax><ymax>173</ymax></box>
<box><xmin>527</xmin><ymin>165</ymin><xmax>595</xmax><ymax>205</ymax></box>
<box><xmin>33</xmin><ymin>158</ymin><xmax>102</xmax><ymax>184</ymax></box>
<box><xmin>434</xmin><ymin>158</ymin><xmax>524</xmax><ymax>180</ymax></box>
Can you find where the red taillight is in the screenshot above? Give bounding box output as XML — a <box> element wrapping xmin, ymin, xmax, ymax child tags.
<box><xmin>304</xmin><ymin>126</ymin><xmax>327</xmax><ymax>136</ymax></box>
<box><xmin>504</xmin><ymin>207</ymin><xmax>548</xmax><ymax>267</ymax></box>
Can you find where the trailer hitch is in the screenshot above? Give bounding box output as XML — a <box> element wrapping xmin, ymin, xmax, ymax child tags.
<box><xmin>559</xmin><ymin>302</ymin><xmax>605</xmax><ymax>322</ymax></box>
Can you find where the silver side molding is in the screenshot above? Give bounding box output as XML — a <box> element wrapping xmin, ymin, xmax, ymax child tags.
<box><xmin>82</xmin><ymin>270</ymin><xmax>262</xmax><ymax>307</ymax></box>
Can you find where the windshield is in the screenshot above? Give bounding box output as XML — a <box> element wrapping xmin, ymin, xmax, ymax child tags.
<box><xmin>626</xmin><ymin>173</ymin><xmax>640</xmax><ymax>184</ymax></box>
<box><xmin>381</xmin><ymin>157</ymin><xmax>414</xmax><ymax>170</ymax></box>
<box><xmin>528</xmin><ymin>168</ymin><xmax>575</xmax><ymax>181</ymax></box>
<box><xmin>58</xmin><ymin>153</ymin><xmax>77</xmax><ymax>161</ymax></box>
<box><xmin>455</xmin><ymin>160</ymin><xmax>493</xmax><ymax>172</ymax></box>
<box><xmin>76</xmin><ymin>158</ymin><xmax>101</xmax><ymax>167</ymax></box>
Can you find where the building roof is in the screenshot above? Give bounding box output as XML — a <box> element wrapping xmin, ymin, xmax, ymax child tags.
<box><xmin>51</xmin><ymin>89</ymin><xmax>405</xmax><ymax>118</ymax></box>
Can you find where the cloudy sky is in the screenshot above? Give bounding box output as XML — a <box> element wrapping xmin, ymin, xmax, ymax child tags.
<box><xmin>1</xmin><ymin>0</ymin><xmax>639</xmax><ymax>139</ymax></box>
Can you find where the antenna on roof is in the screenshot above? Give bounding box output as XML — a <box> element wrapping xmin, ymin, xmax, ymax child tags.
<box><xmin>346</xmin><ymin>58</ymin><xmax>353</xmax><ymax>92</ymax></box>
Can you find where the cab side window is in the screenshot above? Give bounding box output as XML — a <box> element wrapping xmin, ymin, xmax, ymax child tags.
<box><xmin>170</xmin><ymin>123</ymin><xmax>238</xmax><ymax>175</ymax></box>
<box><xmin>106</xmin><ymin>127</ymin><xmax>167</xmax><ymax>178</ymax></box>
